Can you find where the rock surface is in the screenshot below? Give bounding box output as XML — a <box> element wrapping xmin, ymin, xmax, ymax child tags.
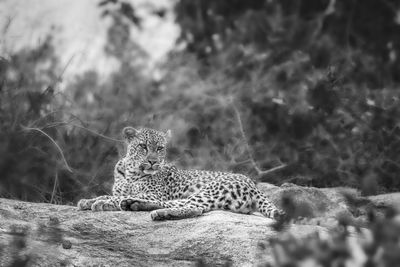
<box><xmin>0</xmin><ymin>183</ymin><xmax>398</xmax><ymax>267</ymax></box>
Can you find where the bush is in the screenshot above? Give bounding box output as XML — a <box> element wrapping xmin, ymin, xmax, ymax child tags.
<box><xmin>170</xmin><ymin>0</ymin><xmax>400</xmax><ymax>191</ymax></box>
<box><xmin>264</xmin><ymin>205</ymin><xmax>400</xmax><ymax>267</ymax></box>
<box><xmin>0</xmin><ymin>38</ymin><xmax>119</xmax><ymax>203</ymax></box>
<box><xmin>1</xmin><ymin>0</ymin><xmax>400</xmax><ymax>204</ymax></box>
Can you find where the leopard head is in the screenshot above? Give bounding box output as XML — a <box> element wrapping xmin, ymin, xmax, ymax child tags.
<box><xmin>122</xmin><ymin>127</ymin><xmax>171</xmax><ymax>175</ymax></box>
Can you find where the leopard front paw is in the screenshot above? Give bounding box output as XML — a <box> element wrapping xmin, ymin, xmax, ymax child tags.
<box><xmin>77</xmin><ymin>199</ymin><xmax>94</xmax><ymax>210</ymax></box>
<box><xmin>120</xmin><ymin>198</ymin><xmax>142</xmax><ymax>211</ymax></box>
<box><xmin>91</xmin><ymin>200</ymin><xmax>120</xmax><ymax>211</ymax></box>
<box><xmin>120</xmin><ymin>198</ymin><xmax>162</xmax><ymax>211</ymax></box>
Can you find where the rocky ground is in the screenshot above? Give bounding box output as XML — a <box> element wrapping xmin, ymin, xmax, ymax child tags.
<box><xmin>0</xmin><ymin>183</ymin><xmax>399</xmax><ymax>267</ymax></box>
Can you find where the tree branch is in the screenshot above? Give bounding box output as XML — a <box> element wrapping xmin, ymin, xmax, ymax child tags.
<box><xmin>21</xmin><ymin>126</ymin><xmax>73</xmax><ymax>173</ymax></box>
<box><xmin>229</xmin><ymin>96</ymin><xmax>286</xmax><ymax>177</ymax></box>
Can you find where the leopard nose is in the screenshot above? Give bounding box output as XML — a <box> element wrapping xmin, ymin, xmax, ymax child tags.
<box><xmin>148</xmin><ymin>160</ymin><xmax>157</xmax><ymax>165</ymax></box>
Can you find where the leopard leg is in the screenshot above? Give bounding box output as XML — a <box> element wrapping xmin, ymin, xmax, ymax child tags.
<box><xmin>119</xmin><ymin>193</ymin><xmax>170</xmax><ymax>211</ymax></box>
<box><xmin>121</xmin><ymin>197</ymin><xmax>195</xmax><ymax>214</ymax></box>
<box><xmin>150</xmin><ymin>198</ymin><xmax>207</xmax><ymax>220</ymax></box>
<box><xmin>253</xmin><ymin>189</ymin><xmax>286</xmax><ymax>220</ymax></box>
<box><xmin>77</xmin><ymin>195</ymin><xmax>111</xmax><ymax>210</ymax></box>
<box><xmin>150</xmin><ymin>206</ymin><xmax>204</xmax><ymax>221</ymax></box>
<box><xmin>119</xmin><ymin>197</ymin><xmax>164</xmax><ymax>211</ymax></box>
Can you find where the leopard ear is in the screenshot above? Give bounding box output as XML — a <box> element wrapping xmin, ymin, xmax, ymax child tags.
<box><xmin>122</xmin><ymin>127</ymin><xmax>138</xmax><ymax>142</ymax></box>
<box><xmin>164</xmin><ymin>129</ymin><xmax>172</xmax><ymax>141</ymax></box>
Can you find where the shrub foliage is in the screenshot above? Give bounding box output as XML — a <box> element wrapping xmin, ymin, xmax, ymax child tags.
<box><xmin>1</xmin><ymin>0</ymin><xmax>400</xmax><ymax>204</ymax></box>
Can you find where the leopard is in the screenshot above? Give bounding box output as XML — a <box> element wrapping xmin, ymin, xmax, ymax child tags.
<box><xmin>77</xmin><ymin>127</ymin><xmax>285</xmax><ymax>221</ymax></box>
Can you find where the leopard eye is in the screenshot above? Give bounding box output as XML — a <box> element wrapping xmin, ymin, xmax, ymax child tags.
<box><xmin>157</xmin><ymin>146</ymin><xmax>164</xmax><ymax>152</ymax></box>
<box><xmin>139</xmin><ymin>144</ymin><xmax>147</xmax><ymax>150</ymax></box>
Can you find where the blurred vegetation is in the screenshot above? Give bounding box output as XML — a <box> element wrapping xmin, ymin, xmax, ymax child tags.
<box><xmin>0</xmin><ymin>216</ymin><xmax>69</xmax><ymax>266</ymax></box>
<box><xmin>1</xmin><ymin>0</ymin><xmax>400</xmax><ymax>204</ymax></box>
<box><xmin>262</xmin><ymin>195</ymin><xmax>400</xmax><ymax>267</ymax></box>
<box><xmin>173</xmin><ymin>0</ymin><xmax>400</xmax><ymax>191</ymax></box>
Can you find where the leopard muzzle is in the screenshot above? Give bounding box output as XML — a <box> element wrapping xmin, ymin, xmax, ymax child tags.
<box><xmin>140</xmin><ymin>159</ymin><xmax>161</xmax><ymax>175</ymax></box>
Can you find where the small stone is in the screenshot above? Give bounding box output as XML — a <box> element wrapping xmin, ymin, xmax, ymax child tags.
<box><xmin>13</xmin><ymin>203</ymin><xmax>24</xmax><ymax>210</ymax></box>
<box><xmin>49</xmin><ymin>216</ymin><xmax>60</xmax><ymax>224</ymax></box>
<box><xmin>62</xmin><ymin>240</ymin><xmax>72</xmax><ymax>249</ymax></box>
